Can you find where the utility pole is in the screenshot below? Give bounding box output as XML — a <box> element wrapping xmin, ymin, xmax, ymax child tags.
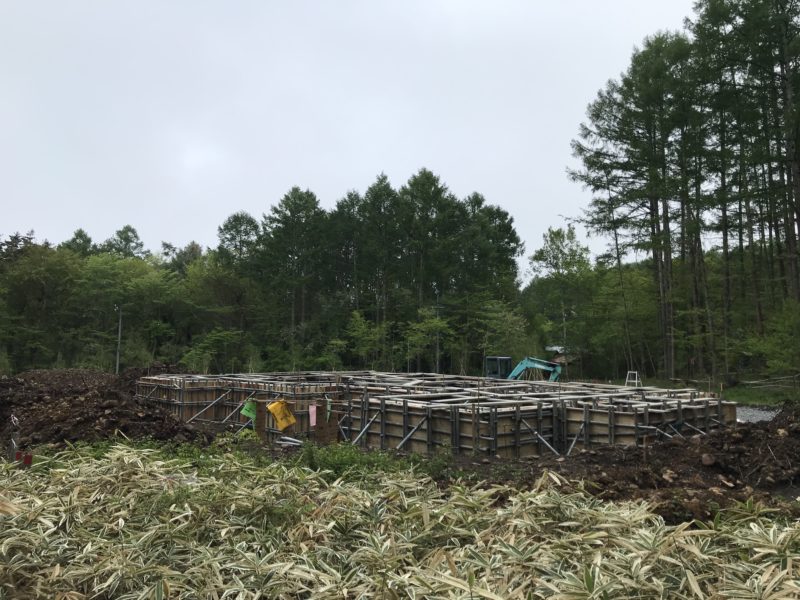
<box><xmin>115</xmin><ymin>304</ymin><xmax>122</xmax><ymax>375</ymax></box>
<box><xmin>561</xmin><ymin>302</ymin><xmax>567</xmax><ymax>379</ymax></box>
<box><xmin>435</xmin><ymin>294</ymin><xmax>441</xmax><ymax>374</ymax></box>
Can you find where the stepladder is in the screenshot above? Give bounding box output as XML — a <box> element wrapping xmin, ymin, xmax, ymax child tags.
<box><xmin>625</xmin><ymin>371</ymin><xmax>642</xmax><ymax>387</ymax></box>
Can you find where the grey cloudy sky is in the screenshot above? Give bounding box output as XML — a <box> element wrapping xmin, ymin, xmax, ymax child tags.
<box><xmin>1</xmin><ymin>1</ymin><xmax>695</xmax><ymax>266</ymax></box>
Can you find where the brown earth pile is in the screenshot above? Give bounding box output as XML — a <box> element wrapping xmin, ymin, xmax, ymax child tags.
<box><xmin>466</xmin><ymin>408</ymin><xmax>800</xmax><ymax>522</ymax></box>
<box><xmin>0</xmin><ymin>368</ymin><xmax>199</xmax><ymax>448</ymax></box>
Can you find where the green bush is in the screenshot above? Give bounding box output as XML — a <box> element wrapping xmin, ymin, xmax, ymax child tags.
<box><xmin>296</xmin><ymin>443</ymin><xmax>408</xmax><ymax>480</ymax></box>
<box><xmin>295</xmin><ymin>442</ymin><xmax>456</xmax><ymax>482</ymax></box>
<box><xmin>743</xmin><ymin>301</ymin><xmax>800</xmax><ymax>376</ymax></box>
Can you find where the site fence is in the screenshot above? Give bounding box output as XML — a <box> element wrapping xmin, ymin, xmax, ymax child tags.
<box><xmin>740</xmin><ymin>373</ymin><xmax>800</xmax><ymax>391</ymax></box>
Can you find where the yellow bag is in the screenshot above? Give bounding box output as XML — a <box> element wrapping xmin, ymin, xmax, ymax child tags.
<box><xmin>267</xmin><ymin>400</ymin><xmax>296</xmax><ymax>431</ymax></box>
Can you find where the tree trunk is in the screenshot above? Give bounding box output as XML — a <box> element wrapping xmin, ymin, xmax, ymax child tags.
<box><xmin>660</xmin><ymin>195</ymin><xmax>675</xmax><ymax>380</ymax></box>
<box><xmin>778</xmin><ymin>58</ymin><xmax>800</xmax><ymax>299</ymax></box>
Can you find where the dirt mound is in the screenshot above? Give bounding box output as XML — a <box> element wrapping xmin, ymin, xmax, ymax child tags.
<box><xmin>116</xmin><ymin>362</ymin><xmax>185</xmax><ymax>393</ymax></box>
<box><xmin>461</xmin><ymin>406</ymin><xmax>800</xmax><ymax>523</ymax></box>
<box><xmin>0</xmin><ymin>369</ymin><xmax>199</xmax><ymax>449</ymax></box>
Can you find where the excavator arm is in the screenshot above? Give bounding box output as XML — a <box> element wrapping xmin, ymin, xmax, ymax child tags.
<box><xmin>507</xmin><ymin>356</ymin><xmax>562</xmax><ymax>382</ymax></box>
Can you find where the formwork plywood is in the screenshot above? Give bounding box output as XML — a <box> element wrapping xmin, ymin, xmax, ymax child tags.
<box><xmin>136</xmin><ymin>371</ymin><xmax>737</xmax><ymax>456</ymax></box>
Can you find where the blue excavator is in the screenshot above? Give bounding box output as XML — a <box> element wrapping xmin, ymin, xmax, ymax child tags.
<box><xmin>484</xmin><ymin>355</ymin><xmax>562</xmax><ymax>382</ymax></box>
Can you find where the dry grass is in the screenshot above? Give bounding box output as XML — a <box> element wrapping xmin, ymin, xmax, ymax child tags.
<box><xmin>1</xmin><ymin>445</ymin><xmax>799</xmax><ymax>599</ymax></box>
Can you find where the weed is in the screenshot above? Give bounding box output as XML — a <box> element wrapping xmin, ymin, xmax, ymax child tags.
<box><xmin>295</xmin><ymin>442</ymin><xmax>411</xmax><ymax>480</ymax></box>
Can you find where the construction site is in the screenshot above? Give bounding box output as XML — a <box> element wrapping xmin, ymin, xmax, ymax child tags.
<box><xmin>2</xmin><ymin>366</ymin><xmax>797</xmax><ymax>521</ymax></box>
<box><xmin>134</xmin><ymin>369</ymin><xmax>737</xmax><ymax>457</ymax></box>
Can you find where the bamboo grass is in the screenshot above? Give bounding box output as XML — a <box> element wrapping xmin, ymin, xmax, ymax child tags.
<box><xmin>1</xmin><ymin>445</ymin><xmax>799</xmax><ymax>599</ymax></box>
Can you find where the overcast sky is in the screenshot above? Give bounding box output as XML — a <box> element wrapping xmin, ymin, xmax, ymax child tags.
<box><xmin>1</xmin><ymin>1</ymin><xmax>696</xmax><ymax>268</ymax></box>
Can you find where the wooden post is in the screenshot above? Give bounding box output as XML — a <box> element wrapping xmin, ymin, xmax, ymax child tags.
<box><xmin>490</xmin><ymin>407</ymin><xmax>497</xmax><ymax>456</ymax></box>
<box><xmin>346</xmin><ymin>383</ymin><xmax>353</xmax><ymax>440</ymax></box>
<box><xmin>536</xmin><ymin>402</ymin><xmax>543</xmax><ymax>455</ymax></box>
<box><xmin>255</xmin><ymin>401</ymin><xmax>268</xmax><ymax>442</ymax></box>
<box><xmin>554</xmin><ymin>401</ymin><xmax>561</xmax><ymax>452</ymax></box>
<box><xmin>451</xmin><ymin>406</ymin><xmax>459</xmax><ymax>454</ymax></box>
<box><xmin>583</xmin><ymin>403</ymin><xmax>590</xmax><ymax>449</ymax></box>
<box><xmin>379</xmin><ymin>397</ymin><xmax>386</xmax><ymax>450</ymax></box>
<box><xmin>471</xmin><ymin>402</ymin><xmax>478</xmax><ymax>456</ymax></box>
<box><xmin>179</xmin><ymin>379</ymin><xmax>185</xmax><ymax>421</ymax></box>
<box><xmin>426</xmin><ymin>406</ymin><xmax>433</xmax><ymax>454</ymax></box>
<box><xmin>360</xmin><ymin>389</ymin><xmax>368</xmax><ymax>445</ymax></box>
<box><xmin>403</xmin><ymin>399</ymin><xmax>409</xmax><ymax>444</ymax></box>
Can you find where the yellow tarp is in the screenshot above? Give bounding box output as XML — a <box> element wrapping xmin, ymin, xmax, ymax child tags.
<box><xmin>267</xmin><ymin>400</ymin><xmax>296</xmax><ymax>431</ymax></box>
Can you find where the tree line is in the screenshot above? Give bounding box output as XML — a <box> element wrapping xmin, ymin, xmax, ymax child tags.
<box><xmin>1</xmin><ymin>0</ymin><xmax>798</xmax><ymax>381</ymax></box>
<box><xmin>0</xmin><ymin>170</ymin><xmax>533</xmax><ymax>376</ymax></box>
<box><xmin>569</xmin><ymin>0</ymin><xmax>800</xmax><ymax>380</ymax></box>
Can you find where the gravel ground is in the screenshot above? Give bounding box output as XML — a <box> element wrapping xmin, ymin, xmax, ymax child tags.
<box><xmin>736</xmin><ymin>405</ymin><xmax>779</xmax><ymax>423</ymax></box>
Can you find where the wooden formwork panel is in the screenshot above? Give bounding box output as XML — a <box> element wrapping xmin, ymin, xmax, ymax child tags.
<box><xmin>563</xmin><ymin>398</ymin><xmax>737</xmax><ymax>451</ymax></box>
<box><xmin>344</xmin><ymin>399</ymin><xmax>557</xmax><ymax>457</ymax></box>
<box><xmin>137</xmin><ymin>377</ymin><xmax>342</xmax><ymax>442</ymax></box>
<box><xmin>137</xmin><ymin>372</ymin><xmax>737</xmax><ymax>456</ymax></box>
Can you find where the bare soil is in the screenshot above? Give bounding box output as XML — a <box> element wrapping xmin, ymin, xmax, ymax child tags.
<box><xmin>456</xmin><ymin>411</ymin><xmax>800</xmax><ymax>523</ymax></box>
<box><xmin>0</xmin><ymin>367</ymin><xmax>203</xmax><ymax>448</ymax></box>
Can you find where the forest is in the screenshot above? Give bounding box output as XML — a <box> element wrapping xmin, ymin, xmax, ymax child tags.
<box><xmin>1</xmin><ymin>0</ymin><xmax>799</xmax><ymax>382</ymax></box>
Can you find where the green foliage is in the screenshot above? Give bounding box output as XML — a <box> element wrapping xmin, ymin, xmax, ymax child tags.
<box><xmin>58</xmin><ymin>228</ymin><xmax>95</xmax><ymax>256</ymax></box>
<box><xmin>161</xmin><ymin>241</ymin><xmax>203</xmax><ymax>275</ymax></box>
<box><xmin>2</xmin><ymin>169</ymin><xmax>528</xmax><ymax>375</ymax></box>
<box><xmin>346</xmin><ymin>310</ymin><xmax>385</xmax><ymax>369</ymax></box>
<box><xmin>408</xmin><ymin>446</ymin><xmax>455</xmax><ymax>480</ymax></box>
<box><xmin>523</xmin><ymin>226</ymin><xmax>597</xmax><ymax>376</ymax></box>
<box><xmin>744</xmin><ymin>301</ymin><xmax>800</xmax><ymax>375</ymax></box>
<box><xmin>296</xmin><ymin>443</ymin><xmax>409</xmax><ymax>481</ymax></box>
<box><xmin>99</xmin><ymin>225</ymin><xmax>147</xmax><ymax>258</ymax></box>
<box><xmin>216</xmin><ymin>211</ymin><xmax>259</xmax><ymax>265</ymax></box>
<box><xmin>180</xmin><ymin>328</ymin><xmax>249</xmax><ymax>373</ymax></box>
<box><xmin>570</xmin><ymin>0</ymin><xmax>800</xmax><ymax>381</ymax></box>
<box><xmin>295</xmin><ymin>442</ymin><xmax>454</xmax><ymax>482</ymax></box>
<box><xmin>404</xmin><ymin>307</ymin><xmax>451</xmax><ymax>372</ymax></box>
<box><xmin>316</xmin><ymin>338</ymin><xmax>347</xmax><ymax>370</ymax></box>
<box><xmin>530</xmin><ymin>225</ymin><xmax>591</xmax><ymax>280</ymax></box>
<box><xmin>0</xmin><ymin>349</ymin><xmax>10</xmax><ymax>376</ymax></box>
<box><xmin>2</xmin><ymin>107</ymin><xmax>799</xmax><ymax>387</ymax></box>
<box><xmin>210</xmin><ymin>428</ymin><xmax>260</xmax><ymax>450</ymax></box>
<box><xmin>721</xmin><ymin>385</ymin><xmax>799</xmax><ymax>407</ymax></box>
